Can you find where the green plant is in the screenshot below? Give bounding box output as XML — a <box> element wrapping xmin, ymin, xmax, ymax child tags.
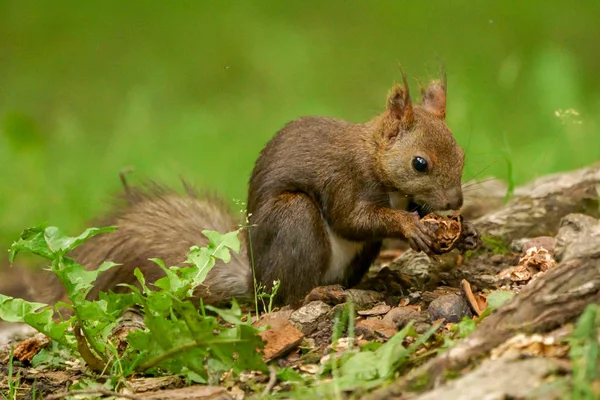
<box><xmin>1</xmin><ymin>346</ymin><xmax>21</xmax><ymax>400</ymax></box>
<box><xmin>1</xmin><ymin>224</ymin><xmax>268</xmax><ymax>391</ymax></box>
<box><xmin>480</xmin><ymin>235</ymin><xmax>511</xmax><ymax>255</ymax></box>
<box><xmin>567</xmin><ymin>303</ymin><xmax>600</xmax><ymax>400</ymax></box>
<box><xmin>277</xmin><ymin>318</ymin><xmax>440</xmax><ymax>399</ymax></box>
<box><xmin>234</xmin><ymin>201</ymin><xmax>281</xmax><ymax>317</ymax></box>
<box><xmin>440</xmin><ymin>290</ymin><xmax>515</xmax><ymax>352</ymax></box>
<box><xmin>255</xmin><ymin>280</ymin><xmax>281</xmax><ymax>314</ymax></box>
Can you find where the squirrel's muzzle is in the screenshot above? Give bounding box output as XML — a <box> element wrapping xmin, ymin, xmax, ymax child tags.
<box><xmin>443</xmin><ymin>187</ymin><xmax>463</xmax><ymax>211</ymax></box>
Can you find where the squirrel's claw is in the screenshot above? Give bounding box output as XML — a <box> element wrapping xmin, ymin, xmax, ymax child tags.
<box><xmin>405</xmin><ymin>214</ymin><xmax>436</xmax><ymax>254</ymax></box>
<box><xmin>457</xmin><ymin>221</ymin><xmax>482</xmax><ymax>252</ymax></box>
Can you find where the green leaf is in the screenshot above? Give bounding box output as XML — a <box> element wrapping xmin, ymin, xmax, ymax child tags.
<box><xmin>9</xmin><ymin>225</ymin><xmax>52</xmax><ymax>261</ymax></box>
<box><xmin>0</xmin><ymin>294</ymin><xmax>49</xmax><ymax>321</ymax></box>
<box><xmin>133</xmin><ymin>267</ymin><xmax>150</xmax><ymax>294</ymax></box>
<box><xmin>337</xmin><ymin>321</ymin><xmax>440</xmax><ymax>388</ymax></box>
<box><xmin>374</xmin><ymin>321</ymin><xmax>415</xmax><ymax>378</ymax></box>
<box><xmin>205</xmin><ymin>300</ymin><xmax>244</xmax><ymax>325</ymax></box>
<box><xmin>185</xmin><ymin>246</ymin><xmax>216</xmax><ymax>286</ymax></box>
<box><xmin>181</xmin><ymin>368</ymin><xmax>207</xmax><ymax>384</ymax></box>
<box><xmin>152</xmin><ymin>258</ymin><xmax>190</xmax><ymax>298</ymax></box>
<box><xmin>24</xmin><ymin>309</ymin><xmax>71</xmax><ymax>342</ymax></box>
<box><xmin>44</xmin><ymin>226</ymin><xmax>116</xmax><ymax>254</ymax></box>
<box><xmin>31</xmin><ymin>342</ymin><xmax>71</xmax><ymax>369</ymax></box>
<box><xmin>277</xmin><ymin>367</ymin><xmax>307</xmax><ymax>384</ymax></box>
<box><xmin>58</xmin><ymin>259</ymin><xmax>120</xmax><ymax>302</ymax></box>
<box><xmin>203</xmin><ymin>229</ymin><xmax>241</xmax><ymax>257</ymax></box>
<box><xmin>454</xmin><ymin>317</ymin><xmax>477</xmax><ymax>338</ymax></box>
<box><xmin>0</xmin><ymin>294</ymin><xmax>70</xmax><ymax>343</ymax></box>
<box><xmin>339</xmin><ymin>350</ymin><xmax>380</xmax><ymax>381</ymax></box>
<box><xmin>486</xmin><ymin>290</ymin><xmax>515</xmax><ymax>310</ymax></box>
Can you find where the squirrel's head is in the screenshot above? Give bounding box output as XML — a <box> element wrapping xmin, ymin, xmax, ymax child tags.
<box><xmin>375</xmin><ymin>72</ymin><xmax>465</xmax><ymax>215</ymax></box>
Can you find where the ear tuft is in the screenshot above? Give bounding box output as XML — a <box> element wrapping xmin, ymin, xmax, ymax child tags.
<box><xmin>385</xmin><ymin>72</ymin><xmax>414</xmax><ymax>133</ymax></box>
<box><xmin>421</xmin><ymin>70</ymin><xmax>447</xmax><ymax>119</ymax></box>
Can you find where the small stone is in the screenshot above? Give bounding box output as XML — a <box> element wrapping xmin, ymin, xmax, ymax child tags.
<box><xmin>289</xmin><ymin>301</ymin><xmax>332</xmax><ymax>335</ymax></box>
<box><xmin>510</xmin><ymin>237</ymin><xmax>532</xmax><ymax>253</ymax></box>
<box><xmin>357</xmin><ymin>303</ymin><xmax>391</xmax><ymax>316</ymax></box>
<box><xmin>409</xmin><ymin>291</ymin><xmax>422</xmax><ymax>301</ymax></box>
<box><xmin>555</xmin><ymin>213</ymin><xmax>600</xmax><ymax>262</ymax></box>
<box><xmin>343</xmin><ymin>289</ymin><xmax>386</xmax><ymax>310</ymax></box>
<box><xmin>521</xmin><ymin>236</ymin><xmax>556</xmax><ymax>255</ymax></box>
<box><xmin>427</xmin><ymin>294</ymin><xmax>473</xmax><ymax>323</ymax></box>
<box><xmin>414</xmin><ymin>322</ymin><xmax>433</xmax><ymax>334</ymax></box>
<box><xmin>355</xmin><ymin>318</ymin><xmax>397</xmax><ymax>340</ymax></box>
<box><xmin>490</xmin><ymin>254</ymin><xmax>506</xmax><ymax>264</ymax></box>
<box><xmin>382</xmin><ymin>307</ymin><xmax>420</xmax><ymax>329</ymax></box>
<box><xmin>389</xmin><ymin>250</ymin><xmax>436</xmax><ymax>288</ymax></box>
<box><xmin>303</xmin><ymin>285</ymin><xmax>346</xmax><ymax>306</ymax></box>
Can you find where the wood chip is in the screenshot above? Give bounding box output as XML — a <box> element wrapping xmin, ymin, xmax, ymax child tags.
<box><xmin>137</xmin><ymin>385</ymin><xmax>232</xmax><ymax>400</ymax></box>
<box><xmin>357</xmin><ymin>303</ymin><xmax>392</xmax><ymax>316</ymax></box>
<box><xmin>460</xmin><ymin>279</ymin><xmax>483</xmax><ymax>316</ymax></box>
<box><xmin>13</xmin><ymin>333</ymin><xmax>50</xmax><ymax>362</ymax></box>
<box><xmin>258</xmin><ymin>318</ymin><xmax>304</xmax><ymax>361</ymax></box>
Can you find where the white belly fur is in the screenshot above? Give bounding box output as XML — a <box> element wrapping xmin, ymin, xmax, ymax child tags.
<box><xmin>323</xmin><ymin>224</ymin><xmax>365</xmax><ymax>284</ymax></box>
<box><xmin>322</xmin><ymin>193</ymin><xmax>407</xmax><ymax>284</ymax></box>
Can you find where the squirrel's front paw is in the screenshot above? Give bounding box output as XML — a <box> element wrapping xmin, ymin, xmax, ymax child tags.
<box><xmin>403</xmin><ymin>212</ymin><xmax>436</xmax><ymax>254</ymax></box>
<box><xmin>457</xmin><ymin>220</ymin><xmax>482</xmax><ymax>252</ymax></box>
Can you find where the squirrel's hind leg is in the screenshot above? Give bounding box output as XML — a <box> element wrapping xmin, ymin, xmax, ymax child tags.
<box><xmin>248</xmin><ymin>192</ymin><xmax>330</xmax><ymax>307</ymax></box>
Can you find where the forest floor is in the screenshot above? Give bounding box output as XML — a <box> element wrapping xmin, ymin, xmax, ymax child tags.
<box><xmin>1</xmin><ymin>164</ymin><xmax>599</xmax><ymax>400</ymax></box>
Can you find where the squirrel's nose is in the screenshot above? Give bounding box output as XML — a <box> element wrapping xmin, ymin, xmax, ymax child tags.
<box><xmin>445</xmin><ymin>190</ymin><xmax>463</xmax><ymax>210</ymax></box>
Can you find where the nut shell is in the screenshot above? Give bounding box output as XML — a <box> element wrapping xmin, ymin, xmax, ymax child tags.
<box><xmin>420</xmin><ymin>213</ymin><xmax>463</xmax><ymax>254</ymax></box>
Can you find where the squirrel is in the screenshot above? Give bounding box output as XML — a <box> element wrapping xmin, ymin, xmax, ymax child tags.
<box><xmin>24</xmin><ymin>72</ymin><xmax>477</xmax><ymax>309</ymax></box>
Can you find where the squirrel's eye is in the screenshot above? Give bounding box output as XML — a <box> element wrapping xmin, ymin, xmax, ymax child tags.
<box><xmin>412</xmin><ymin>156</ymin><xmax>428</xmax><ymax>173</ymax></box>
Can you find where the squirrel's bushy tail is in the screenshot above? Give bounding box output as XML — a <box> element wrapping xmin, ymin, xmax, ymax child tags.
<box><xmin>23</xmin><ymin>181</ymin><xmax>253</xmax><ymax>307</ymax></box>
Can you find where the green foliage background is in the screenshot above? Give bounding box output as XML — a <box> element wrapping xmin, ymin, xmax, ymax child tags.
<box><xmin>1</xmin><ymin>1</ymin><xmax>599</xmax><ymax>249</ymax></box>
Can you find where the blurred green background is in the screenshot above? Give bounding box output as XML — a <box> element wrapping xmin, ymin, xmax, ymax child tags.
<box><xmin>1</xmin><ymin>1</ymin><xmax>599</xmax><ymax>251</ymax></box>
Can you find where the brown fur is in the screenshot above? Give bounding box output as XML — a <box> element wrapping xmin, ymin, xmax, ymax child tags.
<box><xmin>247</xmin><ymin>73</ymin><xmax>465</xmax><ymax>306</ymax></box>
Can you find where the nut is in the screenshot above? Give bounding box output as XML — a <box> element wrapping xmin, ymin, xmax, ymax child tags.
<box><xmin>420</xmin><ymin>213</ymin><xmax>463</xmax><ymax>254</ymax></box>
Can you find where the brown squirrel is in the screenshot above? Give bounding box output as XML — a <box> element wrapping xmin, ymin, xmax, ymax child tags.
<box><xmin>25</xmin><ymin>73</ymin><xmax>475</xmax><ymax>309</ymax></box>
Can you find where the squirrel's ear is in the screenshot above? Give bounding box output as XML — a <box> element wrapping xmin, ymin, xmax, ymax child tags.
<box><xmin>421</xmin><ymin>74</ymin><xmax>447</xmax><ymax>119</ymax></box>
<box><xmin>385</xmin><ymin>73</ymin><xmax>414</xmax><ymax>138</ymax></box>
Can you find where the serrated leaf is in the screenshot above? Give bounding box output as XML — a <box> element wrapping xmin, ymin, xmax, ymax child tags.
<box><xmin>205</xmin><ymin>300</ymin><xmax>243</xmax><ymax>325</ymax></box>
<box><xmin>60</xmin><ymin>260</ymin><xmax>120</xmax><ymax>301</ymax></box>
<box><xmin>9</xmin><ymin>225</ymin><xmax>52</xmax><ymax>261</ymax></box>
<box><xmin>338</xmin><ymin>321</ymin><xmax>439</xmax><ymax>385</ymax></box>
<box><xmin>44</xmin><ymin>226</ymin><xmax>116</xmax><ymax>254</ymax></box>
<box><xmin>203</xmin><ymin>229</ymin><xmax>241</xmax><ymax>261</ymax></box>
<box><xmin>133</xmin><ymin>267</ymin><xmax>149</xmax><ymax>294</ymax></box>
<box><xmin>151</xmin><ymin>258</ymin><xmax>190</xmax><ymax>298</ymax></box>
<box><xmin>0</xmin><ymin>294</ymin><xmax>49</xmax><ymax>321</ymax></box>
<box><xmin>0</xmin><ymin>294</ymin><xmax>70</xmax><ymax>343</ymax></box>
<box><xmin>185</xmin><ymin>246</ymin><xmax>216</xmax><ymax>287</ymax></box>
<box><xmin>24</xmin><ymin>309</ymin><xmax>70</xmax><ymax>342</ymax></box>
